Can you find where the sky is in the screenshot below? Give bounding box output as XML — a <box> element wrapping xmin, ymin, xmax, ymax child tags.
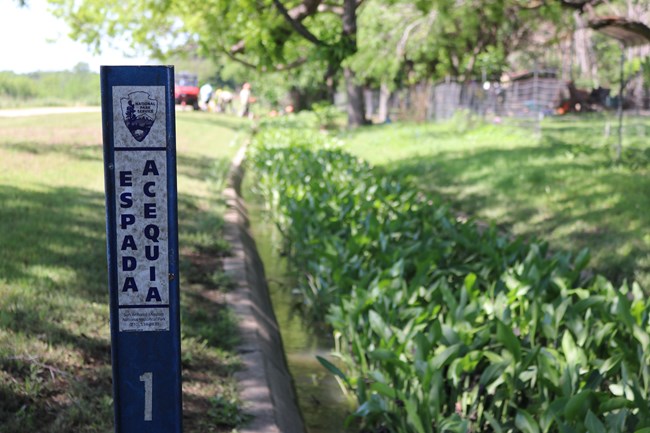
<box><xmin>0</xmin><ymin>0</ymin><xmax>152</xmax><ymax>73</ymax></box>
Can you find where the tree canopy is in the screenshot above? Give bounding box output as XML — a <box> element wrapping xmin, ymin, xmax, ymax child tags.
<box><xmin>45</xmin><ymin>0</ymin><xmax>649</xmax><ymax>124</ymax></box>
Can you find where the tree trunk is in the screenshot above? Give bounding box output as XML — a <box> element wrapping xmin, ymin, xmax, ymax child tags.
<box><xmin>323</xmin><ymin>62</ymin><xmax>338</xmax><ymax>104</ymax></box>
<box><xmin>378</xmin><ymin>82</ymin><xmax>391</xmax><ymax>123</ymax></box>
<box><xmin>344</xmin><ymin>67</ymin><xmax>366</xmax><ymax>127</ymax></box>
<box><xmin>342</xmin><ymin>0</ymin><xmax>366</xmax><ymax>127</ymax></box>
<box><xmin>573</xmin><ymin>13</ymin><xmax>598</xmax><ymax>86</ymax></box>
<box><xmin>364</xmin><ymin>88</ymin><xmax>374</xmax><ymax>120</ymax></box>
<box><xmin>289</xmin><ymin>86</ymin><xmax>305</xmax><ymax>111</ymax></box>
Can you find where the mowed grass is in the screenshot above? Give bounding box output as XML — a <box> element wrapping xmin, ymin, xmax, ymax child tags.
<box><xmin>0</xmin><ymin>110</ymin><xmax>249</xmax><ymax>432</ymax></box>
<box><xmin>344</xmin><ymin>114</ymin><xmax>650</xmax><ymax>289</ymax></box>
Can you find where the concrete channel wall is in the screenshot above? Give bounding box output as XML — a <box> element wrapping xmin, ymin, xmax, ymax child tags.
<box><xmin>222</xmin><ymin>144</ymin><xmax>307</xmax><ymax>433</ymax></box>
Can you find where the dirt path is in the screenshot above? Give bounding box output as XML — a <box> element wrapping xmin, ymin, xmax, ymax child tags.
<box><xmin>0</xmin><ymin>106</ymin><xmax>101</xmax><ymax>117</ymax></box>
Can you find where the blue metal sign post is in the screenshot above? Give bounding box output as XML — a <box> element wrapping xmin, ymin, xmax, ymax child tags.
<box><xmin>101</xmin><ymin>66</ymin><xmax>182</xmax><ymax>433</ymax></box>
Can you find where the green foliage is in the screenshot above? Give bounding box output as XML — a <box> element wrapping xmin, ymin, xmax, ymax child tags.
<box><xmin>591</xmin><ymin>33</ymin><xmax>625</xmax><ymax>91</ymax></box>
<box><xmin>0</xmin><ymin>67</ymin><xmax>100</xmax><ymax>108</ymax></box>
<box><xmin>47</xmin><ymin>0</ymin><xmax>343</xmax><ymax>87</ymax></box>
<box><xmin>249</xmin><ymin>120</ymin><xmax>650</xmax><ymax>433</ymax></box>
<box><xmin>311</xmin><ymin>102</ymin><xmax>342</xmax><ymax>129</ymax></box>
<box><xmin>349</xmin><ymin>0</ymin><xmax>564</xmax><ymax>86</ymax></box>
<box><xmin>346</xmin><ymin>1</ymin><xmax>414</xmax><ymax>87</ymax></box>
<box><xmin>44</xmin><ymin>0</ymin><xmax>575</xmax><ymax>118</ymax></box>
<box><xmin>208</xmin><ymin>394</ymin><xmax>251</xmax><ymax>427</ymax></box>
<box><xmin>0</xmin><ymin>72</ymin><xmax>38</xmax><ymax>98</ymax></box>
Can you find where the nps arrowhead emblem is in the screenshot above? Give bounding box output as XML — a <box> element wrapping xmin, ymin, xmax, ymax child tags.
<box><xmin>120</xmin><ymin>91</ymin><xmax>158</xmax><ymax>142</ymax></box>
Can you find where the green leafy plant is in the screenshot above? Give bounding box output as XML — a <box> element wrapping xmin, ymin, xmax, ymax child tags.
<box><xmin>311</xmin><ymin>102</ymin><xmax>341</xmax><ymax>130</ymax></box>
<box><xmin>248</xmin><ymin>121</ymin><xmax>650</xmax><ymax>433</ymax></box>
<box><xmin>208</xmin><ymin>395</ymin><xmax>250</xmax><ymax>427</ymax></box>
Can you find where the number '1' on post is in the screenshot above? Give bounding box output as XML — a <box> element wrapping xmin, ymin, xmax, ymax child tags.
<box><xmin>101</xmin><ymin>66</ymin><xmax>182</xmax><ymax>433</ymax></box>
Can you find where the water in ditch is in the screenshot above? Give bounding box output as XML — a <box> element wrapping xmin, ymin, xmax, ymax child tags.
<box><xmin>244</xmin><ymin>188</ymin><xmax>357</xmax><ymax>433</ymax></box>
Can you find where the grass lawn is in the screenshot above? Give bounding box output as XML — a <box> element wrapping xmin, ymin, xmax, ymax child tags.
<box><xmin>0</xmin><ymin>110</ymin><xmax>249</xmax><ymax>432</ymax></box>
<box><xmin>344</xmin><ymin>114</ymin><xmax>650</xmax><ymax>289</ymax></box>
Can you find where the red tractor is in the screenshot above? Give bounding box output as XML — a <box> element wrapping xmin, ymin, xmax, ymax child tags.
<box><xmin>174</xmin><ymin>72</ymin><xmax>200</xmax><ymax>110</ymax></box>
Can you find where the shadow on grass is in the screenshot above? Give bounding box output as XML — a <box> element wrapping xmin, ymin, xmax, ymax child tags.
<box><xmin>0</xmin><ymin>362</ymin><xmax>113</xmax><ymax>433</ymax></box>
<box><xmin>381</xmin><ymin>132</ymin><xmax>650</xmax><ymax>285</ymax></box>
<box><xmin>181</xmin><ymin>289</ymin><xmax>239</xmax><ymax>354</ymax></box>
<box><xmin>0</xmin><ymin>175</ymin><xmax>241</xmax><ymax>431</ymax></box>
<box><xmin>176</xmin><ymin>154</ymin><xmax>232</xmax><ymax>189</ymax></box>
<box><xmin>0</xmin><ymin>191</ymin><xmax>112</xmax><ymax>432</ymax></box>
<box><xmin>0</xmin><ymin>184</ymin><xmax>107</xmax><ymax>302</ymax></box>
<box><xmin>2</xmin><ymin>141</ymin><xmax>102</xmax><ymax>162</ymax></box>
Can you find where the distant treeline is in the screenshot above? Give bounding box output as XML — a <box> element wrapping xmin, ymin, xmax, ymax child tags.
<box><xmin>0</xmin><ymin>64</ymin><xmax>100</xmax><ymax>108</ymax></box>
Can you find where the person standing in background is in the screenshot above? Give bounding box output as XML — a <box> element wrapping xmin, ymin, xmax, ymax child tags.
<box><xmin>239</xmin><ymin>83</ymin><xmax>252</xmax><ymax>118</ymax></box>
<box><xmin>199</xmin><ymin>83</ymin><xmax>213</xmax><ymax>111</ymax></box>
